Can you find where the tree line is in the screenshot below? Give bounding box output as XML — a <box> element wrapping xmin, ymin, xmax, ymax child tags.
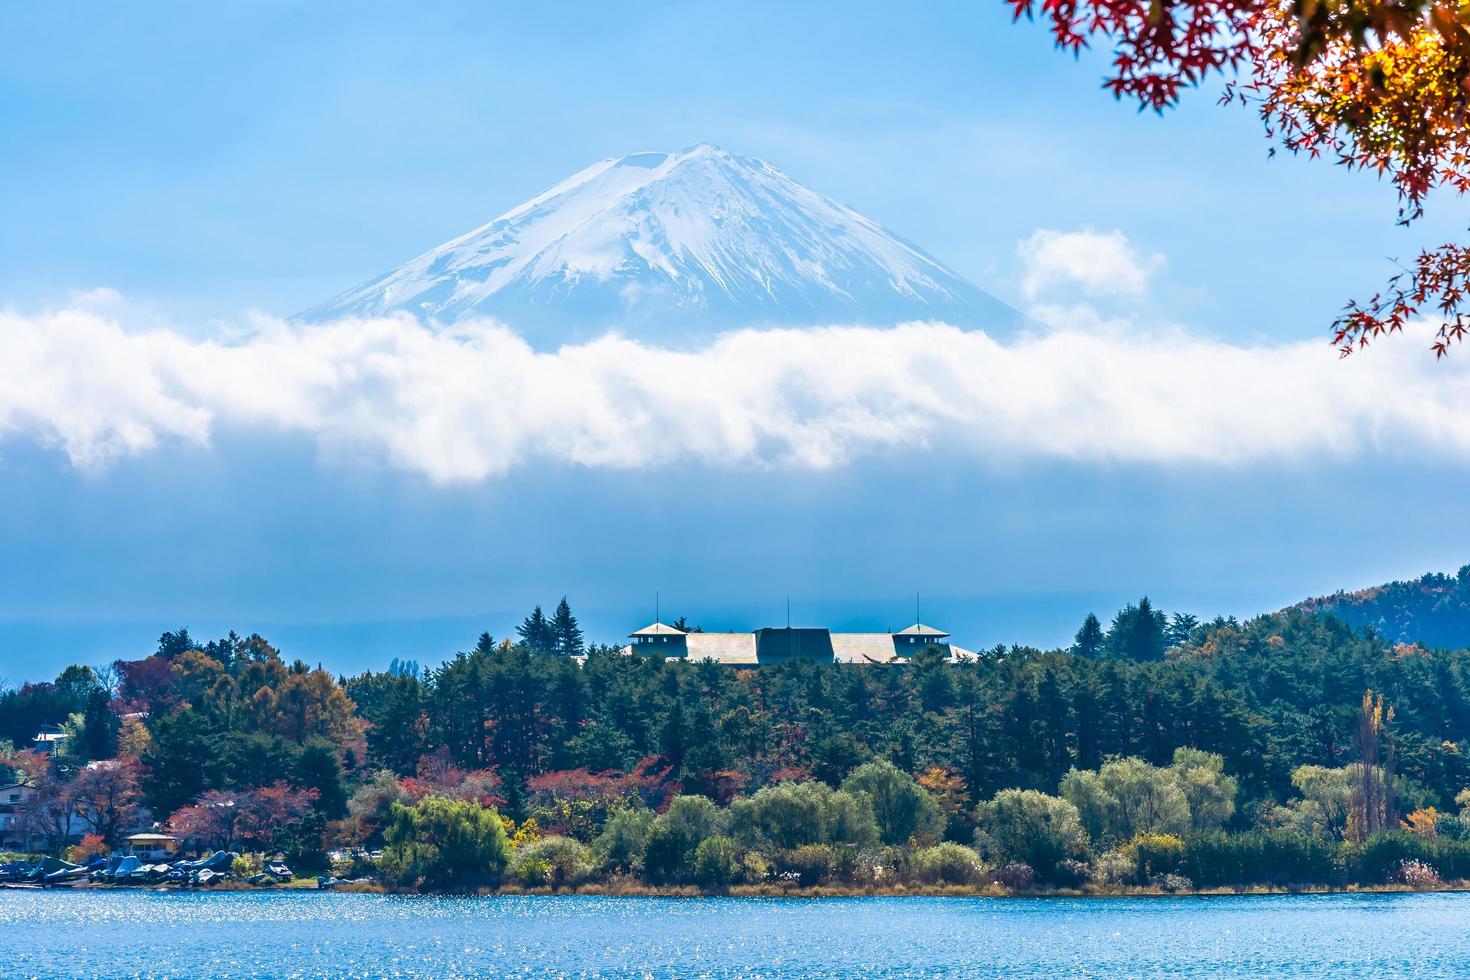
<box><xmin>5</xmin><ymin>594</ymin><xmax>1470</xmax><ymax>892</ymax></box>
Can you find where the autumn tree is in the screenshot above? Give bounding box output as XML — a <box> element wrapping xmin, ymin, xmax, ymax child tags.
<box><xmin>71</xmin><ymin>758</ymin><xmax>142</xmax><ymax>844</ymax></box>
<box><xmin>1010</xmin><ymin>0</ymin><xmax>1470</xmax><ymax>355</ymax></box>
<box><xmin>1353</xmin><ymin>689</ymin><xmax>1397</xmax><ymax>838</ymax></box>
<box><xmin>169</xmin><ymin>783</ymin><xmax>317</xmax><ymax>851</ymax></box>
<box><xmin>20</xmin><ymin>764</ymin><xmax>77</xmax><ymax>853</ymax></box>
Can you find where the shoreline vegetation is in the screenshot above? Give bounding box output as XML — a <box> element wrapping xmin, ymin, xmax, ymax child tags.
<box><xmin>8</xmin><ymin>877</ymin><xmax>1470</xmax><ymax>899</ymax></box>
<box><xmin>8</xmin><ymin>584</ymin><xmax>1470</xmax><ymax>899</ymax></box>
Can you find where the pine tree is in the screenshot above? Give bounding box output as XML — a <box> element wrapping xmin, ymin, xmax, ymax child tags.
<box><xmin>1073</xmin><ymin>613</ymin><xmax>1105</xmax><ymax>658</ymax></box>
<box><xmin>516</xmin><ymin>606</ymin><xmax>554</xmax><ymax>653</ymax></box>
<box><xmin>77</xmin><ymin>688</ymin><xmax>119</xmax><ymax>762</ymax></box>
<box><xmin>551</xmin><ymin>597</ymin><xmax>584</xmax><ymax>657</ymax></box>
<box><xmin>474</xmin><ymin>632</ymin><xmax>495</xmax><ymax>655</ymax></box>
<box><xmin>1106</xmin><ymin>597</ymin><xmax>1168</xmax><ymax>661</ymax></box>
<box><xmin>297</xmin><ymin>739</ymin><xmax>349</xmax><ymax>819</ymax></box>
<box><xmin>1167</xmin><ymin>612</ymin><xmax>1200</xmax><ymax>648</ymax></box>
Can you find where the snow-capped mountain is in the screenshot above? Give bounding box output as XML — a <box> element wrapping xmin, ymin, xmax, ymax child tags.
<box><xmin>300</xmin><ymin>143</ymin><xmax>1015</xmax><ymax>345</ymax></box>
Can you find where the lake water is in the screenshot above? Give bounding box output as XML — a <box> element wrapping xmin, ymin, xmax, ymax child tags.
<box><xmin>2</xmin><ymin>890</ymin><xmax>1468</xmax><ymax>977</ymax></box>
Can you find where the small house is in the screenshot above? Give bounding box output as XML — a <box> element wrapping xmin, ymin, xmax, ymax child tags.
<box><xmin>124</xmin><ymin>832</ymin><xmax>179</xmax><ymax>860</ymax></box>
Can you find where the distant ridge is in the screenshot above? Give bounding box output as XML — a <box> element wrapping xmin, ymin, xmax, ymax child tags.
<box><xmin>1292</xmin><ymin>565</ymin><xmax>1470</xmax><ymax>648</ymax></box>
<box><xmin>300</xmin><ymin>143</ymin><xmax>1017</xmax><ymax>347</ymax></box>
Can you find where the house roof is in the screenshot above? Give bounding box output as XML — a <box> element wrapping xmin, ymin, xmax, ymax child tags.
<box><xmin>896</xmin><ymin>623</ymin><xmax>950</xmax><ymax>638</ymax></box>
<box><xmin>685</xmin><ymin>632</ymin><xmax>758</xmax><ymax>665</ymax></box>
<box><xmin>125</xmin><ymin>833</ymin><xmax>177</xmax><ymax>842</ymax></box>
<box><xmin>630</xmin><ymin>622</ymin><xmax>687</xmax><ymax>637</ymax></box>
<box><xmin>831</xmin><ymin>633</ymin><xmax>902</xmax><ymax>665</ymax></box>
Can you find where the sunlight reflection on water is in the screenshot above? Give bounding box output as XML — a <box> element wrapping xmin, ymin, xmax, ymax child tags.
<box><xmin>3</xmin><ymin>891</ymin><xmax>1466</xmax><ymax>978</ymax></box>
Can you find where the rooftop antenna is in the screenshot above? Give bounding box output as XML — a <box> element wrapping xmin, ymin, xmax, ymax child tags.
<box><xmin>786</xmin><ymin>595</ymin><xmax>791</xmax><ymax>629</ymax></box>
<box><xmin>655</xmin><ymin>590</ymin><xmax>660</xmax><ymax>625</ymax></box>
<box><xmin>916</xmin><ymin>591</ymin><xmax>921</xmax><ymax>629</ymax></box>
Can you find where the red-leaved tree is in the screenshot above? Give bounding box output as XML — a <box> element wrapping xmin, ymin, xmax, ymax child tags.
<box><xmin>169</xmin><ymin>783</ymin><xmax>317</xmax><ymax>851</ymax></box>
<box><xmin>1010</xmin><ymin>0</ymin><xmax>1470</xmax><ymax>355</ymax></box>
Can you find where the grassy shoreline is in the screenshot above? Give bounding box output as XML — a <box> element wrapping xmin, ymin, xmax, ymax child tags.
<box><xmin>27</xmin><ymin>879</ymin><xmax>1470</xmax><ymax>899</ymax></box>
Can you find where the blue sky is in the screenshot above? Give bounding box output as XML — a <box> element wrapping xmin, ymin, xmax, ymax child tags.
<box><xmin>2</xmin><ymin>0</ymin><xmax>1468</xmax><ymax>679</ymax></box>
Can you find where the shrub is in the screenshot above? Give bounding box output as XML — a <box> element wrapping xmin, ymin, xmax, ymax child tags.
<box><xmin>911</xmin><ymin>843</ymin><xmax>985</xmax><ymax>886</ymax></box>
<box><xmin>1391</xmin><ymin>859</ymin><xmax>1443</xmax><ymax>889</ymax></box>
<box><xmin>851</xmin><ymin>847</ymin><xmax>897</xmax><ymax>888</ymax></box>
<box><xmin>67</xmin><ymin>834</ymin><xmax>108</xmax><ymax>865</ymax></box>
<box><xmin>993</xmin><ymin>862</ymin><xmax>1037</xmax><ymax>890</ymax></box>
<box><xmin>1087</xmin><ymin>849</ymin><xmax>1135</xmax><ymax>887</ymax></box>
<box><xmin>781</xmin><ymin>843</ymin><xmax>836</xmax><ymax>886</ymax></box>
<box><xmin>974</xmin><ymin>789</ymin><xmax>1088</xmax><ymax>882</ymax></box>
<box><xmin>1129</xmin><ymin>833</ymin><xmax>1185</xmax><ymax>880</ymax></box>
<box><xmin>740</xmin><ymin>849</ymin><xmax>770</xmax><ymax>883</ymax></box>
<box><xmin>1353</xmin><ymin>830</ymin><xmax>1434</xmax><ymax>885</ymax></box>
<box><xmin>594</xmin><ymin>807</ymin><xmax>653</xmax><ymax>874</ymax></box>
<box><xmin>841</xmin><ymin>760</ymin><xmax>945</xmax><ymax>846</ymax></box>
<box><xmin>828</xmin><ymin>842</ymin><xmax>862</xmax><ymax>881</ymax></box>
<box><xmin>692</xmin><ymin>835</ymin><xmax>741</xmax><ymax>890</ymax></box>
<box><xmin>729</xmin><ymin>781</ymin><xmax>879</xmax><ymax>851</ymax></box>
<box><xmin>380</xmin><ymin>795</ymin><xmax>509</xmax><ymax>892</ymax></box>
<box><xmin>642</xmin><ymin>795</ymin><xmax>724</xmax><ymax>884</ymax></box>
<box><xmin>1151</xmin><ymin>872</ymin><xmax>1193</xmax><ymax>892</ymax></box>
<box><xmin>641</xmin><ymin>822</ymin><xmax>682</xmax><ymax>884</ymax></box>
<box><xmin>1431</xmin><ymin>837</ymin><xmax>1470</xmax><ymax>879</ymax></box>
<box><xmin>511</xmin><ymin>836</ymin><xmax>594</xmax><ymax>889</ymax></box>
<box><xmin>1179</xmin><ymin>830</ymin><xmax>1343</xmax><ymax>889</ymax></box>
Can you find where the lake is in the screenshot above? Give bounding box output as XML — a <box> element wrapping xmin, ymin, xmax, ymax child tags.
<box><xmin>2</xmin><ymin>890</ymin><xmax>1467</xmax><ymax>977</ymax></box>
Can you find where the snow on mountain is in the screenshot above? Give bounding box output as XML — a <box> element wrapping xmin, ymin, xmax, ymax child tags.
<box><xmin>300</xmin><ymin>143</ymin><xmax>1016</xmax><ymax>346</ymax></box>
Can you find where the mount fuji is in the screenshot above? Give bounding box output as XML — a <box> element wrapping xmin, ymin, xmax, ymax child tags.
<box><xmin>300</xmin><ymin>143</ymin><xmax>1016</xmax><ymax>346</ymax></box>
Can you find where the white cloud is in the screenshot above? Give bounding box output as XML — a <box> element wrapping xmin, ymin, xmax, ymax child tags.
<box><xmin>1</xmin><ymin>306</ymin><xmax>1468</xmax><ymax>482</ymax></box>
<box><xmin>1018</xmin><ymin>227</ymin><xmax>1164</xmax><ymax>299</ymax></box>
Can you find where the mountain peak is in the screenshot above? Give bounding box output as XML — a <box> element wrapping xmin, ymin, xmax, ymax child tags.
<box><xmin>300</xmin><ymin>145</ymin><xmax>1015</xmax><ymax>346</ymax></box>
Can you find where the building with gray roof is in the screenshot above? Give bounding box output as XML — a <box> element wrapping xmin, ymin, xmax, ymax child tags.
<box><xmin>624</xmin><ymin>621</ymin><xmax>974</xmax><ymax>666</ymax></box>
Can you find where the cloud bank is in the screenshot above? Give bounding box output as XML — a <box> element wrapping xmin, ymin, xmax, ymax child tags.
<box><xmin>2</xmin><ymin>306</ymin><xmax>1468</xmax><ymax>482</ymax></box>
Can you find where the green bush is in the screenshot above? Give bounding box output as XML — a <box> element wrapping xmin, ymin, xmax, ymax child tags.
<box><xmin>380</xmin><ymin>795</ymin><xmax>509</xmax><ymax>892</ymax></box>
<box><xmin>974</xmin><ymin>789</ymin><xmax>1088</xmax><ymax>883</ymax></box>
<box><xmin>1180</xmin><ymin>830</ymin><xmax>1343</xmax><ymax>888</ymax></box>
<box><xmin>593</xmin><ymin>807</ymin><xmax>653</xmax><ymax>875</ymax></box>
<box><xmin>1432</xmin><ymin>837</ymin><xmax>1470</xmax><ymax>880</ymax></box>
<box><xmin>692</xmin><ymin>835</ymin><xmax>741</xmax><ymax>890</ymax></box>
<box><xmin>1352</xmin><ymin>831</ymin><xmax>1435</xmax><ymax>885</ymax></box>
<box><xmin>841</xmin><ymin>760</ymin><xmax>945</xmax><ymax>846</ymax></box>
<box><xmin>781</xmin><ymin>843</ymin><xmax>836</xmax><ymax>886</ymax></box>
<box><xmin>642</xmin><ymin>796</ymin><xmax>725</xmax><ymax>884</ymax></box>
<box><xmin>511</xmin><ymin>836</ymin><xmax>594</xmax><ymax>889</ymax></box>
<box><xmin>729</xmin><ymin>781</ymin><xmax>878</xmax><ymax>851</ymax></box>
<box><xmin>1129</xmin><ymin>833</ymin><xmax>1185</xmax><ymax>880</ymax></box>
<box><xmin>911</xmin><ymin>842</ymin><xmax>985</xmax><ymax>885</ymax></box>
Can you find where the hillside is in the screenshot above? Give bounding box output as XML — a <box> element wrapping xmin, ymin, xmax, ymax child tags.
<box><xmin>1293</xmin><ymin>565</ymin><xmax>1470</xmax><ymax>649</ymax></box>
